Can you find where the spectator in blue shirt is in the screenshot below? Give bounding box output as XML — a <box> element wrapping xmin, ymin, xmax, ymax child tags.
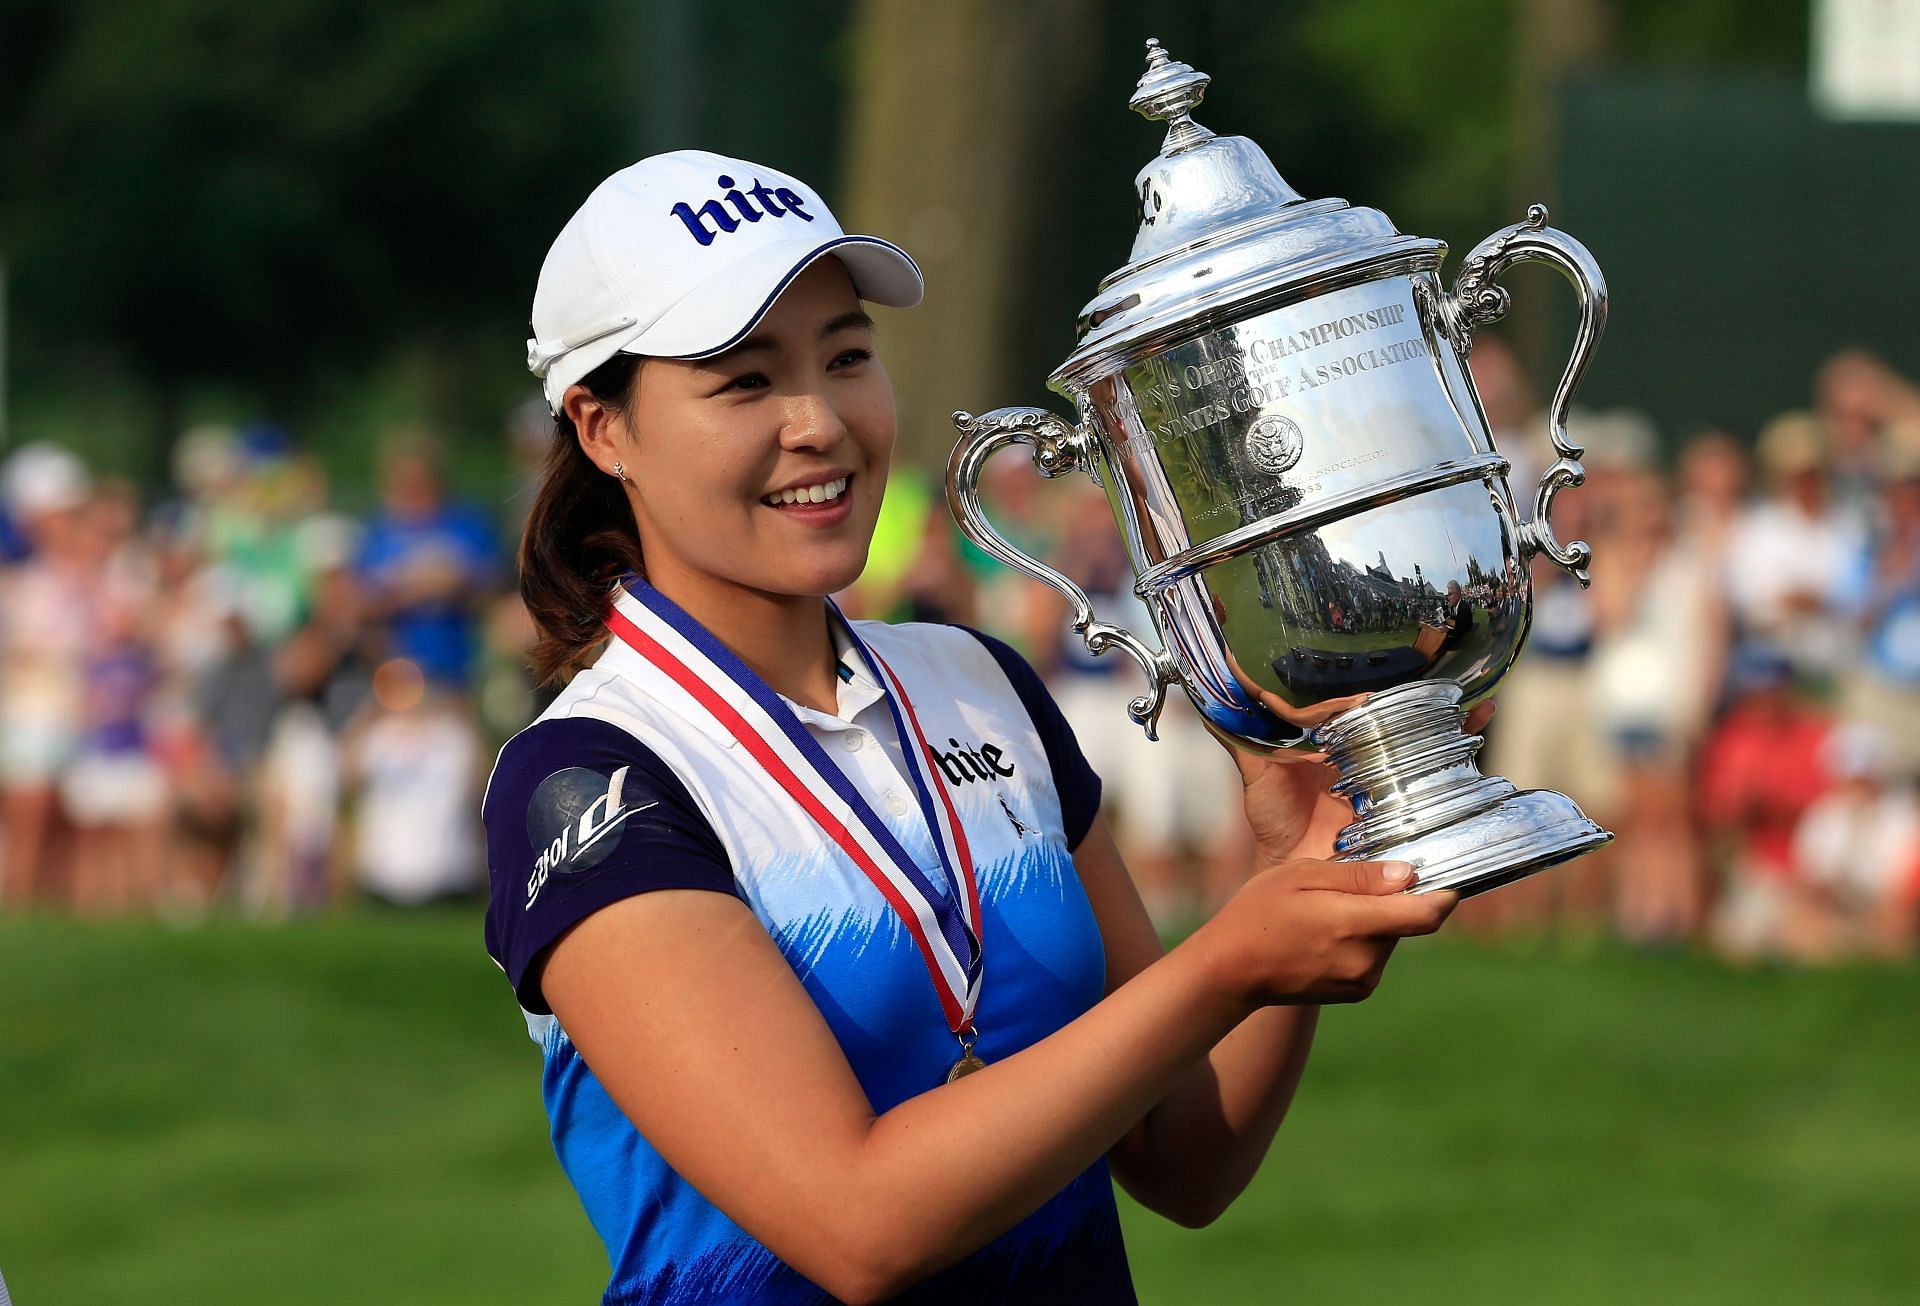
<box><xmin>356</xmin><ymin>438</ymin><xmax>499</xmax><ymax>688</ymax></box>
<box><xmin>1838</xmin><ymin>438</ymin><xmax>1920</xmax><ymax>779</ymax></box>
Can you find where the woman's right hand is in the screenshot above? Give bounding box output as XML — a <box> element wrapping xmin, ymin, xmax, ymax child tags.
<box><xmin>1198</xmin><ymin>858</ymin><xmax>1458</xmax><ymax>1007</ymax></box>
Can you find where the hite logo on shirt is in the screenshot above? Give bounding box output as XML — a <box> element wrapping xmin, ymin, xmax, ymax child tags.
<box><xmin>931</xmin><ymin>736</ymin><xmax>1015</xmax><ymax>787</ymax></box>
<box><xmin>525</xmin><ymin>765</ymin><xmax>656</xmax><ymax>910</ymax></box>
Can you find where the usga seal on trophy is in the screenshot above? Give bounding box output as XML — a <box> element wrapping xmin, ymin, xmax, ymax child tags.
<box><xmin>948</xmin><ymin>39</ymin><xmax>1613</xmax><ymax>898</ymax></box>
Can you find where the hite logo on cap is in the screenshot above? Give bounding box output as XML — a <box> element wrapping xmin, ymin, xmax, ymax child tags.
<box><xmin>524</xmin><ymin>765</ymin><xmax>656</xmax><ymax>909</ymax></box>
<box><xmin>671</xmin><ymin>174</ymin><xmax>815</xmax><ymax>247</ymax></box>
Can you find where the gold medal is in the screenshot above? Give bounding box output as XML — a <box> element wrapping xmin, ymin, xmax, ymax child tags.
<box><xmin>945</xmin><ymin>1025</ymin><xmax>985</xmax><ymax>1083</ymax></box>
<box><xmin>946</xmin><ymin>1053</ymin><xmax>987</xmax><ymax>1083</ymax></box>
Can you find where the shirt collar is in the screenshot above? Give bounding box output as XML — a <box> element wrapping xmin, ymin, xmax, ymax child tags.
<box><xmin>784</xmin><ymin>619</ymin><xmax>886</xmax><ymax>729</ymax></box>
<box><xmin>600</xmin><ymin>584</ymin><xmax>887</xmax><ymax>739</ymax></box>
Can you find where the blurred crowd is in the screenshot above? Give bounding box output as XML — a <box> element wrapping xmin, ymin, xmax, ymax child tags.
<box><xmin>3</xmin><ymin>346</ymin><xmax>1919</xmax><ymax>967</ymax></box>
<box><xmin>1458</xmin><ymin>343</ymin><xmax>1920</xmax><ymax>964</ymax></box>
<box><xmin>0</xmin><ymin>419</ymin><xmax>536</xmax><ymax>917</ymax></box>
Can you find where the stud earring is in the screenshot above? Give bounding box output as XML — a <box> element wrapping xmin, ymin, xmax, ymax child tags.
<box><xmin>612</xmin><ymin>461</ymin><xmax>629</xmax><ymax>484</ymax></box>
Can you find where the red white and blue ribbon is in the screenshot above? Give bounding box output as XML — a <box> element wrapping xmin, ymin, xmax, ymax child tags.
<box><xmin>605</xmin><ymin>578</ymin><xmax>983</xmax><ymax>1036</ymax></box>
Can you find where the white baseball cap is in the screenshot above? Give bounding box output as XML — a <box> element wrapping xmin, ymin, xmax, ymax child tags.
<box><xmin>527</xmin><ymin>149</ymin><xmax>923</xmax><ymax>412</ymax></box>
<box><xmin>1</xmin><ymin>442</ymin><xmax>91</xmax><ymax>517</ymax></box>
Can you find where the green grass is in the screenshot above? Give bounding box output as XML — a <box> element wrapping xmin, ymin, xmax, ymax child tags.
<box><xmin>1</xmin><ymin>909</ymin><xmax>605</xmax><ymax>1303</ymax></box>
<box><xmin>3</xmin><ymin>912</ymin><xmax>1916</xmax><ymax>1304</ymax></box>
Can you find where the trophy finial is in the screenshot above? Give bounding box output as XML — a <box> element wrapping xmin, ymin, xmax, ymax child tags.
<box><xmin>1130</xmin><ymin>38</ymin><xmax>1216</xmax><ymax>154</ymax></box>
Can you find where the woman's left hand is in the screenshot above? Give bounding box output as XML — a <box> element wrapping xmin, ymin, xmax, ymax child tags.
<box><xmin>1230</xmin><ymin>700</ymin><xmax>1497</xmax><ymax>866</ymax></box>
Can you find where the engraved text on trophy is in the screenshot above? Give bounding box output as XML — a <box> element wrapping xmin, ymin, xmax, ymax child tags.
<box><xmin>1105</xmin><ymin>278</ymin><xmax>1483</xmax><ymax>554</ymax></box>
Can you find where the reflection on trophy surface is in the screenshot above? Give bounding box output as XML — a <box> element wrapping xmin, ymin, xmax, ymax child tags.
<box><xmin>947</xmin><ymin>39</ymin><xmax>1614</xmax><ymax>897</ymax></box>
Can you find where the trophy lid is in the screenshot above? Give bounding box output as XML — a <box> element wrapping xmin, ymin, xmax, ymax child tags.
<box><xmin>1051</xmin><ymin>40</ymin><xmax>1444</xmax><ymax>392</ymax></box>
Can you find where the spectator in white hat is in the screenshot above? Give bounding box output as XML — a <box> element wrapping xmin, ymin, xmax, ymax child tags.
<box><xmin>1726</xmin><ymin>411</ymin><xmax>1862</xmax><ymax>679</ymax></box>
<box><xmin>0</xmin><ymin>443</ymin><xmax>98</xmax><ymax>909</ymax></box>
<box><xmin>1791</xmin><ymin>724</ymin><xmax>1920</xmax><ymax>960</ymax></box>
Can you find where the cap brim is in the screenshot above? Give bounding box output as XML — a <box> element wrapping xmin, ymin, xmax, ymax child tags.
<box><xmin>627</xmin><ymin>234</ymin><xmax>923</xmax><ymax>361</ymax></box>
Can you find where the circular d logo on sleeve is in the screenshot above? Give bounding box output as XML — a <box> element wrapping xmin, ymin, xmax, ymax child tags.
<box><xmin>525</xmin><ymin>765</ymin><xmax>650</xmax><ymax>908</ymax></box>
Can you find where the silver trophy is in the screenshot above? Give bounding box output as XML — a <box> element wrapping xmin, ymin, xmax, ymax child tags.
<box><xmin>948</xmin><ymin>40</ymin><xmax>1612</xmax><ymax>896</ymax></box>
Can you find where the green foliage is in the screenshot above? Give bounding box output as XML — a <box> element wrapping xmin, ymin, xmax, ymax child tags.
<box><xmin>3</xmin><ymin>0</ymin><xmax>636</xmax><ymax>477</ymax></box>
<box><xmin>1613</xmin><ymin>0</ymin><xmax>1808</xmax><ymax>71</ymax></box>
<box><xmin>0</xmin><ymin>0</ymin><xmax>864</xmax><ymax>493</ymax></box>
<box><xmin>0</xmin><ymin>0</ymin><xmax>1818</xmax><ymax>493</ymax></box>
<box><xmin>1274</xmin><ymin>0</ymin><xmax>1517</xmax><ymax>246</ymax></box>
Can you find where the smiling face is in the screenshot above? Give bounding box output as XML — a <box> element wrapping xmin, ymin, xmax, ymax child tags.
<box><xmin>565</xmin><ymin>257</ymin><xmax>895</xmax><ymax>615</ymax></box>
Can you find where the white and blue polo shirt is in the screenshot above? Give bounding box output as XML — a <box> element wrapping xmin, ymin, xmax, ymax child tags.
<box><xmin>482</xmin><ymin>611</ymin><xmax>1136</xmax><ymax>1304</ymax></box>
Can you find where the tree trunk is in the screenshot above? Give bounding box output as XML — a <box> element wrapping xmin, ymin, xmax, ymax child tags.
<box><xmin>1509</xmin><ymin>0</ymin><xmax>1613</xmax><ymax>385</ymax></box>
<box><xmin>839</xmin><ymin>0</ymin><xmax>1103</xmax><ymax>469</ymax></box>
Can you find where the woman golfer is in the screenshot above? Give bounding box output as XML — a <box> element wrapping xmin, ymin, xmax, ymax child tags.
<box><xmin>484</xmin><ymin>151</ymin><xmax>1463</xmax><ymax>1304</ymax></box>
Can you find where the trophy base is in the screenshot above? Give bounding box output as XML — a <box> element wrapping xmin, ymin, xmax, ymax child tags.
<box><xmin>1340</xmin><ymin>786</ymin><xmax>1612</xmax><ymax>899</ymax></box>
<box><xmin>1311</xmin><ymin>681</ymin><xmax>1612</xmax><ymax>900</ymax></box>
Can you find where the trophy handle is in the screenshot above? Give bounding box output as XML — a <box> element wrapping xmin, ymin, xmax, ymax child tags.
<box><xmin>1440</xmin><ymin>203</ymin><xmax>1609</xmax><ymax>587</ymax></box>
<box><xmin>947</xmin><ymin>406</ymin><xmax>1180</xmax><ymax>740</ymax></box>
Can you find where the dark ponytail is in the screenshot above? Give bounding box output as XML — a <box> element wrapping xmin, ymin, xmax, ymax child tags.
<box><xmin>520</xmin><ymin>354</ymin><xmax>646</xmax><ymax>686</ymax></box>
